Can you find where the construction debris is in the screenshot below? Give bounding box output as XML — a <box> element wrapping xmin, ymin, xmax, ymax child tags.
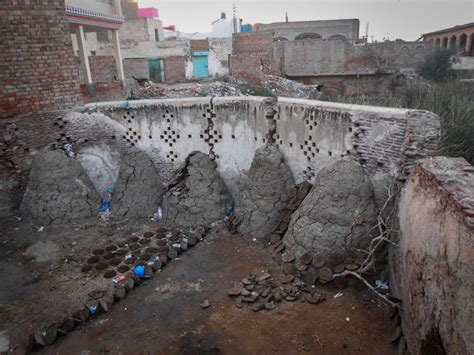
<box><xmin>227</xmin><ymin>271</ymin><xmax>325</xmax><ymax>311</ymax></box>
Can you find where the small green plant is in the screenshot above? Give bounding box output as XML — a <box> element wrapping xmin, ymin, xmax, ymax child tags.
<box><xmin>419</xmin><ymin>48</ymin><xmax>455</xmax><ymax>82</ymax></box>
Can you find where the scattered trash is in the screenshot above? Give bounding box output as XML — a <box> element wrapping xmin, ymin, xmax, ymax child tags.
<box><xmin>88</xmin><ymin>305</ymin><xmax>97</xmax><ymax>315</ymax></box>
<box><xmin>112</xmin><ymin>275</ymin><xmax>127</xmax><ymax>284</ymax></box>
<box><xmin>63</xmin><ymin>143</ymin><xmax>75</xmax><ymax>159</ymax></box>
<box><xmin>99</xmin><ymin>201</ymin><xmax>112</xmax><ymax>221</ymax></box>
<box><xmin>36</xmin><ymin>225</ymin><xmax>44</xmax><ymax>233</ymax></box>
<box><xmin>225</xmin><ymin>204</ymin><xmax>233</xmax><ymax>216</ymax></box>
<box><xmin>375</xmin><ymin>280</ymin><xmax>389</xmax><ymax>290</ymax></box>
<box><xmin>133</xmin><ymin>265</ymin><xmax>145</xmax><ymax>277</ymax></box>
<box><xmin>334</xmin><ymin>292</ymin><xmax>344</xmax><ymax>299</ymax></box>
<box><xmin>124</xmin><ymin>253</ymin><xmax>133</xmax><ymax>260</ymax></box>
<box><xmin>122</xmin><ymin>101</ymin><xmax>130</xmax><ymax>109</ymax></box>
<box><xmin>346</xmin><ymin>317</ymin><xmax>350</xmax><ymax>322</ymax></box>
<box><xmin>200</xmin><ymin>299</ymin><xmax>210</xmax><ymax>309</ymax></box>
<box><xmin>152</xmin><ymin>207</ymin><xmax>163</xmax><ymax>222</ymax></box>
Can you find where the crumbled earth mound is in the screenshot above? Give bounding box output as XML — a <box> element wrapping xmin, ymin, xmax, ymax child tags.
<box><xmin>282</xmin><ymin>159</ymin><xmax>378</xmax><ymax>265</ymax></box>
<box><xmin>20</xmin><ymin>149</ymin><xmax>100</xmax><ymax>225</ymax></box>
<box><xmin>233</xmin><ymin>144</ymin><xmax>295</xmax><ymax>242</ymax></box>
<box><xmin>111</xmin><ymin>150</ymin><xmax>165</xmax><ymax>218</ymax></box>
<box><xmin>162</xmin><ymin>152</ymin><xmax>231</xmax><ymax>229</ymax></box>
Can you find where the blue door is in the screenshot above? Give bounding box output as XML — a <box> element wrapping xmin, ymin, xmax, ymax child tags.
<box><xmin>193</xmin><ymin>55</ymin><xmax>208</xmax><ymax>78</ymax></box>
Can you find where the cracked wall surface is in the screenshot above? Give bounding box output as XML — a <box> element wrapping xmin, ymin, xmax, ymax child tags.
<box><xmin>282</xmin><ymin>159</ymin><xmax>378</xmax><ymax>265</ymax></box>
<box><xmin>20</xmin><ymin>150</ymin><xmax>100</xmax><ymax>225</ymax></box>
<box><xmin>111</xmin><ymin>150</ymin><xmax>165</xmax><ymax>218</ymax></box>
<box><xmin>162</xmin><ymin>151</ymin><xmax>232</xmax><ymax>229</ymax></box>
<box><xmin>233</xmin><ymin>144</ymin><xmax>295</xmax><ymax>242</ymax></box>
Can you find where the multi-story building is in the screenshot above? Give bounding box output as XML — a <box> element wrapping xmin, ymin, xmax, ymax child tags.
<box><xmin>65</xmin><ymin>0</ymin><xmax>125</xmax><ymax>85</ymax></box>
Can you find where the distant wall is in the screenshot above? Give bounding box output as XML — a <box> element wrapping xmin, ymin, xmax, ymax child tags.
<box><xmin>123</xmin><ymin>58</ymin><xmax>149</xmax><ymax>79</ymax></box>
<box><xmin>255</xmin><ymin>19</ymin><xmax>360</xmax><ymax>41</ymax></box>
<box><xmin>397</xmin><ymin>157</ymin><xmax>474</xmax><ymax>355</ymax></box>
<box><xmin>283</xmin><ymin>40</ymin><xmax>431</xmax><ymax>76</ymax></box>
<box><xmin>164</xmin><ymin>56</ymin><xmax>186</xmax><ymax>82</ymax></box>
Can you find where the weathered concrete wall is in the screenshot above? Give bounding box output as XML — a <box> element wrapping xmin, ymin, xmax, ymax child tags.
<box><xmin>255</xmin><ymin>19</ymin><xmax>360</xmax><ymax>41</ymax></box>
<box><xmin>397</xmin><ymin>157</ymin><xmax>474</xmax><ymax>354</ymax></box>
<box><xmin>79</xmin><ymin>97</ymin><xmax>439</xmax><ymax>193</ymax></box>
<box><xmin>283</xmin><ymin>40</ymin><xmax>431</xmax><ymax>76</ymax></box>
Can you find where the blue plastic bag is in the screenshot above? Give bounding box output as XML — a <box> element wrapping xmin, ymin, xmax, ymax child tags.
<box><xmin>134</xmin><ymin>265</ymin><xmax>145</xmax><ymax>277</ymax></box>
<box><xmin>99</xmin><ymin>202</ymin><xmax>110</xmax><ymax>213</ymax></box>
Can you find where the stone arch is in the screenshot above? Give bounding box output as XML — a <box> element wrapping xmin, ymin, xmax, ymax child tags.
<box><xmin>328</xmin><ymin>34</ymin><xmax>346</xmax><ymax>40</ymax></box>
<box><xmin>435</xmin><ymin>38</ymin><xmax>441</xmax><ymax>47</ymax></box>
<box><xmin>273</xmin><ymin>36</ymin><xmax>288</xmax><ymax>42</ymax></box>
<box><xmin>295</xmin><ymin>32</ymin><xmax>322</xmax><ymax>40</ymax></box>
<box><xmin>442</xmin><ymin>37</ymin><xmax>448</xmax><ymax>48</ymax></box>
<box><xmin>450</xmin><ymin>35</ymin><xmax>457</xmax><ymax>49</ymax></box>
<box><xmin>470</xmin><ymin>33</ymin><xmax>474</xmax><ymax>56</ymax></box>
<box><xmin>459</xmin><ymin>33</ymin><xmax>467</xmax><ymax>51</ymax></box>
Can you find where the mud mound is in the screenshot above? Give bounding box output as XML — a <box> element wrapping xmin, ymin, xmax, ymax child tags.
<box><xmin>162</xmin><ymin>152</ymin><xmax>231</xmax><ymax>228</ymax></box>
<box><xmin>20</xmin><ymin>149</ymin><xmax>100</xmax><ymax>225</ymax></box>
<box><xmin>282</xmin><ymin>159</ymin><xmax>377</xmax><ymax>265</ymax></box>
<box><xmin>111</xmin><ymin>150</ymin><xmax>165</xmax><ymax>218</ymax></box>
<box><xmin>233</xmin><ymin>144</ymin><xmax>295</xmax><ymax>242</ymax></box>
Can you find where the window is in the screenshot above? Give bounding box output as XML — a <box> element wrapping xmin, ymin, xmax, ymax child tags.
<box><xmin>155</xmin><ymin>29</ymin><xmax>160</xmax><ymax>42</ymax></box>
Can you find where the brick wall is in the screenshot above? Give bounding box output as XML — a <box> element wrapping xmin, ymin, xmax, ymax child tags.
<box><xmin>230</xmin><ymin>33</ymin><xmax>283</xmax><ymax>84</ymax></box>
<box><xmin>77</xmin><ymin>56</ymin><xmax>118</xmax><ymax>84</ymax></box>
<box><xmin>123</xmin><ymin>58</ymin><xmax>149</xmax><ymax>80</ymax></box>
<box><xmin>0</xmin><ymin>0</ymin><xmax>82</xmax><ymax>118</ymax></box>
<box><xmin>190</xmin><ymin>39</ymin><xmax>209</xmax><ymax>52</ymax></box>
<box><xmin>164</xmin><ymin>56</ymin><xmax>186</xmax><ymax>82</ymax></box>
<box><xmin>81</xmin><ymin>82</ymin><xmax>125</xmax><ymax>104</ymax></box>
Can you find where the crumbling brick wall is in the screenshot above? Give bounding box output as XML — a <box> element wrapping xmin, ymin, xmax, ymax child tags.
<box><xmin>230</xmin><ymin>32</ymin><xmax>283</xmax><ymax>84</ymax></box>
<box><xmin>164</xmin><ymin>56</ymin><xmax>186</xmax><ymax>82</ymax></box>
<box><xmin>0</xmin><ymin>0</ymin><xmax>82</xmax><ymax>118</ymax></box>
<box><xmin>397</xmin><ymin>157</ymin><xmax>474</xmax><ymax>354</ymax></box>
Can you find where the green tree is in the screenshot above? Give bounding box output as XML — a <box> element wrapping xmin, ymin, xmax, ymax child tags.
<box><xmin>419</xmin><ymin>48</ymin><xmax>455</xmax><ymax>81</ymax></box>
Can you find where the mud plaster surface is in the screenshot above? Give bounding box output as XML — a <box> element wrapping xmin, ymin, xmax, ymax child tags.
<box><xmin>38</xmin><ymin>230</ymin><xmax>398</xmax><ymax>355</ymax></box>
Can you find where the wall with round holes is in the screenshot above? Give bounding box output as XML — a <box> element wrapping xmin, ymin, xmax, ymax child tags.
<box><xmin>83</xmin><ymin>96</ymin><xmax>440</xmax><ymax>190</ymax></box>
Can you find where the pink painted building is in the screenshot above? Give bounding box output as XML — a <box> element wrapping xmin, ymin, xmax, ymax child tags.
<box><xmin>137</xmin><ymin>7</ymin><xmax>159</xmax><ymax>19</ymax></box>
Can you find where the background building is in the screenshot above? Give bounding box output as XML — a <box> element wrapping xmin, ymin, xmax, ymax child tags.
<box><xmin>422</xmin><ymin>22</ymin><xmax>474</xmax><ymax>56</ymax></box>
<box><xmin>254</xmin><ymin>19</ymin><xmax>360</xmax><ymax>41</ymax></box>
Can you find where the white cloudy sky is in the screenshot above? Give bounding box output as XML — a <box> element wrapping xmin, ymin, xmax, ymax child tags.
<box><xmin>138</xmin><ymin>0</ymin><xmax>473</xmax><ymax>41</ymax></box>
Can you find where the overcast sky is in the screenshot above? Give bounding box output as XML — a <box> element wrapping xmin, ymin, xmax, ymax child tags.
<box><xmin>137</xmin><ymin>0</ymin><xmax>473</xmax><ymax>41</ymax></box>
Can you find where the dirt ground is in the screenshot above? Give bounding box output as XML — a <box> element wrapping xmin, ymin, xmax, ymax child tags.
<box><xmin>11</xmin><ymin>226</ymin><xmax>400</xmax><ymax>355</ymax></box>
<box><xmin>0</xmin><ymin>216</ymin><xmax>150</xmax><ymax>353</ymax></box>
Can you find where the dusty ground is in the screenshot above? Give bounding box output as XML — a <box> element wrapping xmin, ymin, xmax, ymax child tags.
<box><xmin>0</xmin><ymin>216</ymin><xmax>149</xmax><ymax>353</ymax></box>
<box><xmin>28</xmin><ymin>228</ymin><xmax>398</xmax><ymax>355</ymax></box>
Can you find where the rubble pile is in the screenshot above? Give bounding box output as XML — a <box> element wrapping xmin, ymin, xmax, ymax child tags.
<box><xmin>131</xmin><ymin>75</ymin><xmax>320</xmax><ymax>100</ymax></box>
<box><xmin>262</xmin><ymin>75</ymin><xmax>322</xmax><ymax>99</ymax></box>
<box><xmin>227</xmin><ymin>271</ymin><xmax>325</xmax><ymax>312</ymax></box>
